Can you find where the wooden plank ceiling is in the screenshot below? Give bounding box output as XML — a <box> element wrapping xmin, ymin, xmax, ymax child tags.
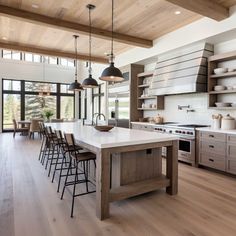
<box><xmin>0</xmin><ymin>0</ymin><xmax>235</xmax><ymax>63</ymax></box>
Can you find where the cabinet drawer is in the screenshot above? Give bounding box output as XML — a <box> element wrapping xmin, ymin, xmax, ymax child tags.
<box><xmin>132</xmin><ymin>124</ymin><xmax>141</xmax><ymax>130</ymax></box>
<box><xmin>227</xmin><ymin>134</ymin><xmax>236</xmax><ymax>144</ymax></box>
<box><xmin>200</xmin><ymin>131</ymin><xmax>226</xmax><ymax>142</ymax></box>
<box><xmin>227</xmin><ymin>144</ymin><xmax>236</xmax><ymax>159</ymax></box>
<box><xmin>199</xmin><ymin>153</ymin><xmax>226</xmax><ymax>171</ymax></box>
<box><xmin>227</xmin><ymin>159</ymin><xmax>236</xmax><ymax>175</ymax></box>
<box><xmin>200</xmin><ymin>140</ymin><xmax>226</xmax><ymax>156</ymax></box>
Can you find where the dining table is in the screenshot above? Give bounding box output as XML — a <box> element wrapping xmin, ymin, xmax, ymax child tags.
<box><xmin>48</xmin><ymin>121</ymin><xmax>179</xmax><ymax>220</ymax></box>
<box><xmin>18</xmin><ymin>120</ymin><xmax>31</xmax><ymax>127</ymax></box>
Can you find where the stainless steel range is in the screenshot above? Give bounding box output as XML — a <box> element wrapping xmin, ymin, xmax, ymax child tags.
<box><xmin>154</xmin><ymin>123</ymin><xmax>208</xmax><ymax>165</ymax></box>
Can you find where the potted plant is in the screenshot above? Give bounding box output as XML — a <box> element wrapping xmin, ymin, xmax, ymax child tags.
<box><xmin>43</xmin><ymin>109</ymin><xmax>54</xmax><ymax>122</ymax></box>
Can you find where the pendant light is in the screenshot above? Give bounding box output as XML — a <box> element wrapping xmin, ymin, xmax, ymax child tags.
<box><xmin>69</xmin><ymin>35</ymin><xmax>84</xmax><ymax>91</ymax></box>
<box><xmin>100</xmin><ymin>0</ymin><xmax>124</xmax><ymax>82</ymax></box>
<box><xmin>82</xmin><ymin>4</ymin><xmax>98</xmax><ymax>88</ymax></box>
<box><xmin>39</xmin><ymin>56</ymin><xmax>51</xmax><ymax>96</ymax></box>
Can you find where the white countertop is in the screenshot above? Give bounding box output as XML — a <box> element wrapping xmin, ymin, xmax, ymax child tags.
<box><xmin>131</xmin><ymin>121</ymin><xmax>157</xmax><ymax>126</ymax></box>
<box><xmin>48</xmin><ymin>121</ymin><xmax>178</xmax><ymax>149</ymax></box>
<box><xmin>196</xmin><ymin>127</ymin><xmax>236</xmax><ymax>135</ymax></box>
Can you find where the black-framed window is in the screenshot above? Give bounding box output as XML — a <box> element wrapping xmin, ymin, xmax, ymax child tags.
<box><xmin>92</xmin><ymin>83</ymin><xmax>105</xmax><ymax>115</ymax></box>
<box><xmin>2</xmin><ymin>79</ymin><xmax>75</xmax><ymax>131</ymax></box>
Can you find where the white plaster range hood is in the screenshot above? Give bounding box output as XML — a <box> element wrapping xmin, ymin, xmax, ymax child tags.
<box><xmin>149</xmin><ymin>42</ymin><xmax>214</xmax><ymax>96</ymax></box>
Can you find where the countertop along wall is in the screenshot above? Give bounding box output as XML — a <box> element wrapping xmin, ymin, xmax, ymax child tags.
<box><xmin>143</xmin><ymin>38</ymin><xmax>236</xmax><ymax>125</ymax></box>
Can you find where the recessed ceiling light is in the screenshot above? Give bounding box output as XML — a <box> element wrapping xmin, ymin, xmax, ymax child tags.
<box><xmin>32</xmin><ymin>4</ymin><xmax>39</xmax><ymax>9</ymax></box>
<box><xmin>2</xmin><ymin>36</ymin><xmax>8</xmax><ymax>40</ymax></box>
<box><xmin>175</xmin><ymin>11</ymin><xmax>181</xmax><ymax>15</ymax></box>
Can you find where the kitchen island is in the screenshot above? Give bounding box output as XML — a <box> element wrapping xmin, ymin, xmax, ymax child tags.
<box><xmin>49</xmin><ymin>121</ymin><xmax>179</xmax><ymax>220</ymax></box>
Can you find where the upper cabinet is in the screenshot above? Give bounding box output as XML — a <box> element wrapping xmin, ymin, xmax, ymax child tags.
<box><xmin>149</xmin><ymin>43</ymin><xmax>213</xmax><ymax>96</ymax></box>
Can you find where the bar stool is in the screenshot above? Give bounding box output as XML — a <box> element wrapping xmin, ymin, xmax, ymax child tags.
<box><xmin>52</xmin><ymin>130</ymin><xmax>83</xmax><ymax>192</ymax></box>
<box><xmin>61</xmin><ymin>133</ymin><xmax>96</xmax><ymax>217</ymax></box>
<box><xmin>38</xmin><ymin>122</ymin><xmax>46</xmax><ymax>161</ymax></box>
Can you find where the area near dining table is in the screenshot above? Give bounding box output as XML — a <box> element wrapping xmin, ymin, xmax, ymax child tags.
<box><xmin>47</xmin><ymin>121</ymin><xmax>179</xmax><ymax>220</ymax></box>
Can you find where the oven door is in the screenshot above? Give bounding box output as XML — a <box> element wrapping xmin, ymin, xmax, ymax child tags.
<box><xmin>178</xmin><ymin>138</ymin><xmax>195</xmax><ymax>164</ymax></box>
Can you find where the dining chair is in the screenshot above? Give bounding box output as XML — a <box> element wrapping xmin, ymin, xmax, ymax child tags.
<box><xmin>12</xmin><ymin>119</ymin><xmax>29</xmax><ymax>138</ymax></box>
<box><xmin>29</xmin><ymin>118</ymin><xmax>44</xmax><ymax>139</ymax></box>
<box><xmin>61</xmin><ymin>133</ymin><xmax>96</xmax><ymax>217</ymax></box>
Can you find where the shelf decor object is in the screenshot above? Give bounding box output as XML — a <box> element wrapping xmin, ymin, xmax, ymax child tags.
<box><xmin>208</xmin><ymin>50</ymin><xmax>236</xmax><ymax>109</ymax></box>
<box><xmin>100</xmin><ymin>0</ymin><xmax>124</xmax><ymax>82</ymax></box>
<box><xmin>137</xmin><ymin>71</ymin><xmax>164</xmax><ymax>111</ymax></box>
<box><xmin>82</xmin><ymin>4</ymin><xmax>98</xmax><ymax>88</ymax></box>
<box><xmin>69</xmin><ymin>35</ymin><xmax>84</xmax><ymax>92</ymax></box>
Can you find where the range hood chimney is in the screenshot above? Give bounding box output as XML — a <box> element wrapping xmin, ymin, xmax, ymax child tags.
<box><xmin>149</xmin><ymin>43</ymin><xmax>214</xmax><ymax>96</ymax></box>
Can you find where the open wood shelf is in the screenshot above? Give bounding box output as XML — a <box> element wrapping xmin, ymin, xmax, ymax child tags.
<box><xmin>209</xmin><ymin>89</ymin><xmax>236</xmax><ymax>94</ymax></box>
<box><xmin>138</xmin><ymin>108</ymin><xmax>158</xmax><ymax>111</ymax></box>
<box><xmin>137</xmin><ymin>70</ymin><xmax>154</xmax><ymax>78</ymax></box>
<box><xmin>208</xmin><ymin>51</ymin><xmax>236</xmax><ymax>109</ymax></box>
<box><xmin>110</xmin><ymin>175</ymin><xmax>170</xmax><ymax>202</ymax></box>
<box><xmin>208</xmin><ymin>107</ymin><xmax>236</xmax><ymax>110</ymax></box>
<box><xmin>210</xmin><ymin>71</ymin><xmax>236</xmax><ymax>79</ymax></box>
<box><xmin>138</xmin><ymin>96</ymin><xmax>156</xmax><ymax>100</ymax></box>
<box><xmin>138</xmin><ymin>84</ymin><xmax>150</xmax><ymax>88</ymax></box>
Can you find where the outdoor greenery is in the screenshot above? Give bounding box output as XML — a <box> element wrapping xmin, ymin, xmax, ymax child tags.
<box><xmin>3</xmin><ymin>79</ymin><xmax>74</xmax><ymax>130</ymax></box>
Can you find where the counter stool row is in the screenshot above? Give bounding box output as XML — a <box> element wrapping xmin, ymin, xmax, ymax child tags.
<box><xmin>38</xmin><ymin>122</ymin><xmax>96</xmax><ymax>217</ymax></box>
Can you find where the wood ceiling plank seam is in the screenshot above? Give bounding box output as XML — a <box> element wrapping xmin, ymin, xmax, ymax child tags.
<box><xmin>0</xmin><ymin>4</ymin><xmax>152</xmax><ymax>48</ymax></box>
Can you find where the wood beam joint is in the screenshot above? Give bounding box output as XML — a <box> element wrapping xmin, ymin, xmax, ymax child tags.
<box><xmin>165</xmin><ymin>0</ymin><xmax>229</xmax><ymax>21</ymax></box>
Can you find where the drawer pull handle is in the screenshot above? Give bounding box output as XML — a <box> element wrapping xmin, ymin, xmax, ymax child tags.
<box><xmin>209</xmin><ymin>145</ymin><xmax>214</xmax><ymax>148</ymax></box>
<box><xmin>209</xmin><ymin>158</ymin><xmax>214</xmax><ymax>162</ymax></box>
<box><xmin>209</xmin><ymin>135</ymin><xmax>214</xmax><ymax>138</ymax></box>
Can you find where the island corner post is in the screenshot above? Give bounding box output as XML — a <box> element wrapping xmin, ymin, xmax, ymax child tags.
<box><xmin>95</xmin><ymin>139</ymin><xmax>179</xmax><ymax>220</ymax></box>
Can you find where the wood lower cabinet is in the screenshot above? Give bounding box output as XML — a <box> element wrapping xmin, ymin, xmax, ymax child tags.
<box><xmin>199</xmin><ymin>131</ymin><xmax>236</xmax><ymax>175</ymax></box>
<box><xmin>227</xmin><ymin>134</ymin><xmax>236</xmax><ymax>174</ymax></box>
<box><xmin>199</xmin><ymin>131</ymin><xmax>226</xmax><ymax>172</ymax></box>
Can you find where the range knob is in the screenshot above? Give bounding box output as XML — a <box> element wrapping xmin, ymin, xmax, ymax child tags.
<box><xmin>182</xmin><ymin>131</ymin><xmax>186</xmax><ymax>134</ymax></box>
<box><xmin>169</xmin><ymin>130</ymin><xmax>172</xmax><ymax>133</ymax></box>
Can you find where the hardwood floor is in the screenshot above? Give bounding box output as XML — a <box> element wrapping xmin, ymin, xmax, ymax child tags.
<box><xmin>1</xmin><ymin>133</ymin><xmax>236</xmax><ymax>236</ymax></box>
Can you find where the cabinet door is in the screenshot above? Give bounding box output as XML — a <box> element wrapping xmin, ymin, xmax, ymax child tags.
<box><xmin>227</xmin><ymin>159</ymin><xmax>236</xmax><ymax>175</ymax></box>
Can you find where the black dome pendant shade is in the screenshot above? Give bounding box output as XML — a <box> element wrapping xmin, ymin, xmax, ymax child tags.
<box><xmin>82</xmin><ymin>4</ymin><xmax>98</xmax><ymax>88</ymax></box>
<box><xmin>69</xmin><ymin>80</ymin><xmax>83</xmax><ymax>91</ymax></box>
<box><xmin>100</xmin><ymin>0</ymin><xmax>124</xmax><ymax>82</ymax></box>
<box><xmin>100</xmin><ymin>62</ymin><xmax>124</xmax><ymax>82</ymax></box>
<box><xmin>69</xmin><ymin>35</ymin><xmax>83</xmax><ymax>92</ymax></box>
<box><xmin>82</xmin><ymin>74</ymin><xmax>98</xmax><ymax>88</ymax></box>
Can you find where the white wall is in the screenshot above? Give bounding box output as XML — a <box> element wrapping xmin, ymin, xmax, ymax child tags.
<box><xmin>0</xmin><ymin>58</ymin><xmax>76</xmax><ymax>132</ymax></box>
<box><xmin>142</xmin><ymin>38</ymin><xmax>236</xmax><ymax>125</ymax></box>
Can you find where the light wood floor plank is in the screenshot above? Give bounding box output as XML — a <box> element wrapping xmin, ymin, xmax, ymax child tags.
<box><xmin>1</xmin><ymin>133</ymin><xmax>236</xmax><ymax>236</ymax></box>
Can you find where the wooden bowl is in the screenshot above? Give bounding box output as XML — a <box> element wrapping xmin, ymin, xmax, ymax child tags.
<box><xmin>94</xmin><ymin>125</ymin><xmax>114</xmax><ymax>132</ymax></box>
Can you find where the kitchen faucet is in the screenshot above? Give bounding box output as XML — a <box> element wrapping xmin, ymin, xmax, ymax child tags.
<box><xmin>95</xmin><ymin>113</ymin><xmax>106</xmax><ymax>126</ymax></box>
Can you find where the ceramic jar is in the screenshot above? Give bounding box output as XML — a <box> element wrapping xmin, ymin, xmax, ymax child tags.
<box><xmin>221</xmin><ymin>114</ymin><xmax>235</xmax><ymax>130</ymax></box>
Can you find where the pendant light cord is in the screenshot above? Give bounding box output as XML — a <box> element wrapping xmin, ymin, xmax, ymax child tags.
<box><xmin>74</xmin><ymin>35</ymin><xmax>78</xmax><ymax>81</ymax></box>
<box><xmin>89</xmin><ymin>7</ymin><xmax>92</xmax><ymax>75</ymax></box>
<box><xmin>111</xmin><ymin>0</ymin><xmax>114</xmax><ymax>63</ymax></box>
